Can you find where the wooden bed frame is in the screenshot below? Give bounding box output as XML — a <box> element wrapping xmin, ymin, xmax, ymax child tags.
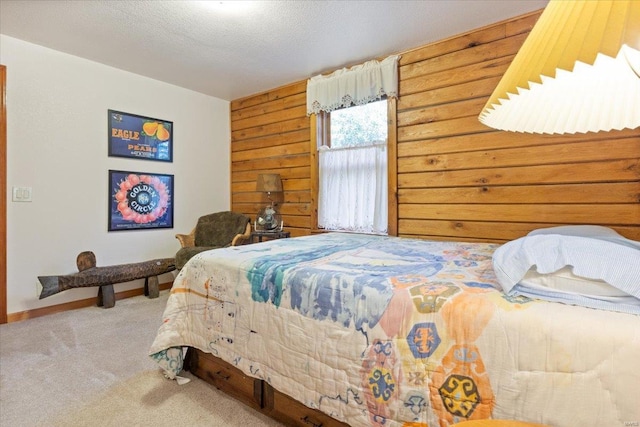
<box><xmin>185</xmin><ymin>347</ymin><xmax>350</xmax><ymax>427</ymax></box>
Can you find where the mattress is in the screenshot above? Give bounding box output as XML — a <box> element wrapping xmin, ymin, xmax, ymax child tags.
<box><xmin>149</xmin><ymin>233</ymin><xmax>640</xmax><ymax>427</ymax></box>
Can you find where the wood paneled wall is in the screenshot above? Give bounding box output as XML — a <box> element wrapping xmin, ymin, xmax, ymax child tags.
<box><xmin>231</xmin><ymin>10</ymin><xmax>640</xmax><ymax>243</ymax></box>
<box><xmin>231</xmin><ymin>82</ymin><xmax>311</xmax><ymax>236</ymax></box>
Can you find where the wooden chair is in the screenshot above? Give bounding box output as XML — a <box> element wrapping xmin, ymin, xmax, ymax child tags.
<box><xmin>175</xmin><ymin>211</ymin><xmax>251</xmax><ymax>269</ymax></box>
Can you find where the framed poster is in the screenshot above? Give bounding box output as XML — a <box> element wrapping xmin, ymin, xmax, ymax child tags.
<box><xmin>108</xmin><ymin>170</ymin><xmax>174</xmax><ymax>231</ymax></box>
<box><xmin>108</xmin><ymin>110</ymin><xmax>173</xmax><ymax>162</ymax></box>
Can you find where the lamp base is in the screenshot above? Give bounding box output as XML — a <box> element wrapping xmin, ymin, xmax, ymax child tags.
<box><xmin>255</xmin><ymin>206</ymin><xmax>282</xmax><ymax>231</ymax></box>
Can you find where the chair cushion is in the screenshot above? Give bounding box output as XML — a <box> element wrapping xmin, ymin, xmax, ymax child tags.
<box><xmin>175</xmin><ymin>246</ymin><xmax>219</xmax><ymax>270</ymax></box>
<box><xmin>194</xmin><ymin>211</ymin><xmax>250</xmax><ymax>247</ymax></box>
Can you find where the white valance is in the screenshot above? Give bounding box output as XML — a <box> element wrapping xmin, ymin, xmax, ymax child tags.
<box><xmin>306</xmin><ymin>55</ymin><xmax>399</xmax><ymax>115</ymax></box>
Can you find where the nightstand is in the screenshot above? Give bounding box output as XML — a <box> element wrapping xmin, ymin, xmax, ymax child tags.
<box><xmin>249</xmin><ymin>230</ymin><xmax>290</xmax><ymax>243</ymax></box>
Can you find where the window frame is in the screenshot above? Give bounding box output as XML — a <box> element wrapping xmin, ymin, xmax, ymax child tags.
<box><xmin>309</xmin><ymin>97</ymin><xmax>397</xmax><ymax>236</ymax></box>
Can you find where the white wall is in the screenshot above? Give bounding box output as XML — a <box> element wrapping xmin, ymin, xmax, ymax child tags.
<box><xmin>1</xmin><ymin>35</ymin><xmax>231</xmax><ymax>314</ymax></box>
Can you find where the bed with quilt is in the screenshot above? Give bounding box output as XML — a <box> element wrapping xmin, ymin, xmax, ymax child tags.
<box><xmin>149</xmin><ymin>226</ymin><xmax>640</xmax><ymax>427</ymax></box>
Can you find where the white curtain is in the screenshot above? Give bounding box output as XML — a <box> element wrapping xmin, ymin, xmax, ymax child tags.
<box><xmin>307</xmin><ymin>55</ymin><xmax>399</xmax><ymax>115</ymax></box>
<box><xmin>318</xmin><ymin>143</ymin><xmax>387</xmax><ymax>234</ymax></box>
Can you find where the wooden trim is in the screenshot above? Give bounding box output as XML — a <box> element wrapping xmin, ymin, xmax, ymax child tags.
<box><xmin>0</xmin><ymin>64</ymin><xmax>6</xmax><ymax>324</ymax></box>
<box><xmin>5</xmin><ymin>281</ymin><xmax>173</xmax><ymax>323</ymax></box>
<box><xmin>229</xmin><ymin>105</ymin><xmax>233</xmax><ymax>211</ymax></box>
<box><xmin>387</xmin><ymin>97</ymin><xmax>398</xmax><ymax>236</ymax></box>
<box><xmin>309</xmin><ymin>114</ymin><xmax>319</xmax><ymax>231</ymax></box>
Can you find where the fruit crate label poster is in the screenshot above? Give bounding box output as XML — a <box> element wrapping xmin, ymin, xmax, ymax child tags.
<box><xmin>108</xmin><ymin>110</ymin><xmax>173</xmax><ymax>162</ymax></box>
<box><xmin>108</xmin><ymin>170</ymin><xmax>174</xmax><ymax>231</ymax></box>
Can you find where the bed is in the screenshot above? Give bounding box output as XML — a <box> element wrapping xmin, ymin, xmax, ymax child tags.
<box><xmin>149</xmin><ymin>227</ymin><xmax>640</xmax><ymax>427</ymax></box>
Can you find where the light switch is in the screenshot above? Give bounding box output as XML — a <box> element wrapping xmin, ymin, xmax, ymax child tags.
<box><xmin>12</xmin><ymin>186</ymin><xmax>32</xmax><ymax>202</ymax></box>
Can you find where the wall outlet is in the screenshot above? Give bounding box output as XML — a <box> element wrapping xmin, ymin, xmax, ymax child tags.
<box><xmin>12</xmin><ymin>186</ymin><xmax>33</xmax><ymax>202</ymax></box>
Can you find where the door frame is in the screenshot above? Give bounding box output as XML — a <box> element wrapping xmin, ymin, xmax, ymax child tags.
<box><xmin>1</xmin><ymin>64</ymin><xmax>7</xmax><ymax>324</ymax></box>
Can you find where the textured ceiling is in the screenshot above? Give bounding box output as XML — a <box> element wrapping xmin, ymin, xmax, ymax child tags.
<box><xmin>0</xmin><ymin>0</ymin><xmax>548</xmax><ymax>101</ymax></box>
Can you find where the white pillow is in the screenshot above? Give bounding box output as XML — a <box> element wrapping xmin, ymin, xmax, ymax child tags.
<box><xmin>528</xmin><ymin>225</ymin><xmax>639</xmax><ymax>249</ymax></box>
<box><xmin>520</xmin><ymin>266</ymin><xmax>631</xmax><ymax>298</ymax></box>
<box><xmin>492</xmin><ymin>225</ymin><xmax>640</xmax><ymax>299</ymax></box>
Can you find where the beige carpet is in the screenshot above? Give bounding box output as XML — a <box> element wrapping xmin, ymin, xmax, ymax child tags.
<box><xmin>0</xmin><ymin>291</ymin><xmax>283</xmax><ymax>427</ymax></box>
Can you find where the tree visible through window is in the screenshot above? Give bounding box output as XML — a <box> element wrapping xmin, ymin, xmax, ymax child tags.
<box><xmin>330</xmin><ymin>101</ymin><xmax>388</xmax><ymax>148</ymax></box>
<box><xmin>317</xmin><ymin>100</ymin><xmax>388</xmax><ymax>234</ymax></box>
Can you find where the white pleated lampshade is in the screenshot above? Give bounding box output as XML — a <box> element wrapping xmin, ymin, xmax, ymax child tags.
<box><xmin>479</xmin><ymin>0</ymin><xmax>640</xmax><ymax>134</ymax></box>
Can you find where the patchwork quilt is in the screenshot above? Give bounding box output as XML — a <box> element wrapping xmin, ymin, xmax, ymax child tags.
<box><xmin>149</xmin><ymin>233</ymin><xmax>640</xmax><ymax>427</ymax></box>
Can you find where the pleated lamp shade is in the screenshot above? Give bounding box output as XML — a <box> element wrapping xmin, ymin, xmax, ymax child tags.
<box><xmin>479</xmin><ymin>0</ymin><xmax>640</xmax><ymax>134</ymax></box>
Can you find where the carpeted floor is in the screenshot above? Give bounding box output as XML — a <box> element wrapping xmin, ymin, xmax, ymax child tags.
<box><xmin>0</xmin><ymin>291</ymin><xmax>283</xmax><ymax>427</ymax></box>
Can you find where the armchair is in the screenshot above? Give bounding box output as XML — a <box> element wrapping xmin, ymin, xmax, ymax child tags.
<box><xmin>175</xmin><ymin>211</ymin><xmax>251</xmax><ymax>269</ymax></box>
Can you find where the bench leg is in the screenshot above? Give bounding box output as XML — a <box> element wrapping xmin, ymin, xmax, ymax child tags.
<box><xmin>145</xmin><ymin>276</ymin><xmax>160</xmax><ymax>299</ymax></box>
<box><xmin>97</xmin><ymin>284</ymin><xmax>115</xmax><ymax>308</ymax></box>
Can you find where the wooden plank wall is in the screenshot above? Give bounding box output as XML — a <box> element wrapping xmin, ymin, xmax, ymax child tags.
<box><xmin>231</xmin><ymin>10</ymin><xmax>640</xmax><ymax>243</ymax></box>
<box><xmin>231</xmin><ymin>82</ymin><xmax>311</xmax><ymax>237</ymax></box>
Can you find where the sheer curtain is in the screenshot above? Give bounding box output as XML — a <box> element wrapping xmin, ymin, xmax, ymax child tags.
<box><xmin>318</xmin><ymin>143</ymin><xmax>387</xmax><ymax>234</ymax></box>
<box><xmin>307</xmin><ymin>55</ymin><xmax>399</xmax><ymax>235</ymax></box>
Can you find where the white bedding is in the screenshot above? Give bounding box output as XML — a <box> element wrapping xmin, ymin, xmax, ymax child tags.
<box><xmin>492</xmin><ymin>225</ymin><xmax>640</xmax><ymax>314</ymax></box>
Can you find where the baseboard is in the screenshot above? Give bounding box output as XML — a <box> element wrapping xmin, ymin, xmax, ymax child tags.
<box><xmin>6</xmin><ymin>281</ymin><xmax>173</xmax><ymax>323</ymax></box>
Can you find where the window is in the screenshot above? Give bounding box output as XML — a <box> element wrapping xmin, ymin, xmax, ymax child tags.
<box><xmin>306</xmin><ymin>54</ymin><xmax>399</xmax><ymax>235</ymax></box>
<box><xmin>317</xmin><ymin>100</ymin><xmax>388</xmax><ymax>234</ymax></box>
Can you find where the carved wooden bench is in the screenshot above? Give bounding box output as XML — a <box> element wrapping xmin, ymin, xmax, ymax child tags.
<box><xmin>38</xmin><ymin>251</ymin><xmax>176</xmax><ymax>308</ymax></box>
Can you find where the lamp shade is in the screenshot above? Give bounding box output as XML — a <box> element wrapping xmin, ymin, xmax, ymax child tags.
<box><xmin>256</xmin><ymin>173</ymin><xmax>283</xmax><ymax>193</ymax></box>
<box><xmin>479</xmin><ymin>0</ymin><xmax>640</xmax><ymax>134</ymax></box>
